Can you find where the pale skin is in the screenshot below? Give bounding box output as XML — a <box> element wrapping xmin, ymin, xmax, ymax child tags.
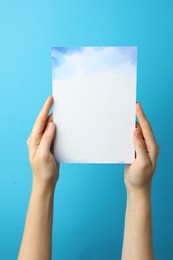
<box><xmin>18</xmin><ymin>97</ymin><xmax>159</xmax><ymax>260</ymax></box>
<box><xmin>18</xmin><ymin>96</ymin><xmax>59</xmax><ymax>260</ymax></box>
<box><xmin>122</xmin><ymin>102</ymin><xmax>160</xmax><ymax>260</ymax></box>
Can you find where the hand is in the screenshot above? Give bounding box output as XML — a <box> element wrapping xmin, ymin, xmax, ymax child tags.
<box><xmin>27</xmin><ymin>96</ymin><xmax>59</xmax><ymax>192</ymax></box>
<box><xmin>124</xmin><ymin>102</ymin><xmax>160</xmax><ymax>192</ymax></box>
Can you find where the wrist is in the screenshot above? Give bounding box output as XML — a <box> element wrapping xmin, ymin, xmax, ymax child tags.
<box><xmin>126</xmin><ymin>186</ymin><xmax>152</xmax><ymax>213</ymax></box>
<box><xmin>31</xmin><ymin>179</ymin><xmax>56</xmax><ymax>199</ymax></box>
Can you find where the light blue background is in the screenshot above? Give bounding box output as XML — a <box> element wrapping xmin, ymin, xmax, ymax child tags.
<box><xmin>0</xmin><ymin>1</ymin><xmax>172</xmax><ymax>259</ymax></box>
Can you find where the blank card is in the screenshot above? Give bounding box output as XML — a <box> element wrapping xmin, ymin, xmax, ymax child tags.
<box><xmin>51</xmin><ymin>46</ymin><xmax>137</xmax><ymax>163</ymax></box>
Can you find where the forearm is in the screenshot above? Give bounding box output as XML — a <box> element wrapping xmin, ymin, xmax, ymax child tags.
<box><xmin>122</xmin><ymin>188</ymin><xmax>154</xmax><ymax>260</ymax></box>
<box><xmin>18</xmin><ymin>183</ymin><xmax>55</xmax><ymax>260</ymax></box>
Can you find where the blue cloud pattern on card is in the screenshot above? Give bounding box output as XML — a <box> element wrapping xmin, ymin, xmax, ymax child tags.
<box><xmin>51</xmin><ymin>47</ymin><xmax>137</xmax><ymax>81</ymax></box>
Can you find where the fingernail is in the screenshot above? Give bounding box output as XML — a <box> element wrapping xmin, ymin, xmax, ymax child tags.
<box><xmin>47</xmin><ymin>122</ymin><xmax>54</xmax><ymax>131</ymax></box>
<box><xmin>135</xmin><ymin>128</ymin><xmax>142</xmax><ymax>138</ymax></box>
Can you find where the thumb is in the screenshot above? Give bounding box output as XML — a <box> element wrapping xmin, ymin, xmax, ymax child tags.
<box><xmin>133</xmin><ymin>127</ymin><xmax>149</xmax><ymax>162</ymax></box>
<box><xmin>38</xmin><ymin>122</ymin><xmax>56</xmax><ymax>155</ymax></box>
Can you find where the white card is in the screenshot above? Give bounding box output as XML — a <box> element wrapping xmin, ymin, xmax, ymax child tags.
<box><xmin>51</xmin><ymin>46</ymin><xmax>137</xmax><ymax>163</ymax></box>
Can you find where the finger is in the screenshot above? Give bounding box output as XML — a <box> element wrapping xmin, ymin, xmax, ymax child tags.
<box><xmin>37</xmin><ymin>122</ymin><xmax>56</xmax><ymax>156</ymax></box>
<box><xmin>30</xmin><ymin>96</ymin><xmax>53</xmax><ymax>146</ymax></box>
<box><xmin>134</xmin><ymin>122</ymin><xmax>145</xmax><ymax>158</ymax></box>
<box><xmin>136</xmin><ymin>102</ymin><xmax>159</xmax><ymax>166</ymax></box>
<box><xmin>47</xmin><ymin>113</ymin><xmax>53</xmax><ymax>124</ymax></box>
<box><xmin>27</xmin><ymin>114</ymin><xmax>54</xmax><ymax>160</ymax></box>
<box><xmin>133</xmin><ymin>124</ymin><xmax>151</xmax><ymax>164</ymax></box>
<box><xmin>46</xmin><ymin>114</ymin><xmax>55</xmax><ymax>153</ymax></box>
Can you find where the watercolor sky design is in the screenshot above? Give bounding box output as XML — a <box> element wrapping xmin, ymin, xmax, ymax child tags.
<box><xmin>51</xmin><ymin>46</ymin><xmax>137</xmax><ymax>163</ymax></box>
<box><xmin>51</xmin><ymin>47</ymin><xmax>137</xmax><ymax>81</ymax></box>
